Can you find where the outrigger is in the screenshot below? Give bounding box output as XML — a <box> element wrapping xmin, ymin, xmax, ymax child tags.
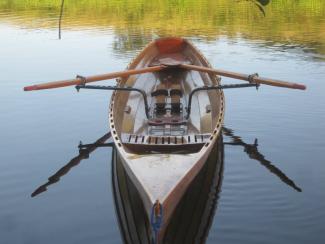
<box><xmin>24</xmin><ymin>37</ymin><xmax>306</xmax><ymax>243</ymax></box>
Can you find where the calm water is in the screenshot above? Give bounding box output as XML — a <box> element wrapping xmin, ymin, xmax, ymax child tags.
<box><xmin>1</xmin><ymin>0</ymin><xmax>325</xmax><ymax>243</ymax></box>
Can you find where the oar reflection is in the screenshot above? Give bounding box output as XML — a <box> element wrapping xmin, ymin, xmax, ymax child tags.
<box><xmin>222</xmin><ymin>127</ymin><xmax>302</xmax><ymax>192</ymax></box>
<box><xmin>31</xmin><ymin>127</ymin><xmax>301</xmax><ymax>197</ymax></box>
<box><xmin>31</xmin><ymin>132</ymin><xmax>112</xmax><ymax>197</ymax></box>
<box><xmin>30</xmin><ymin>127</ymin><xmax>301</xmax><ymax>243</ymax></box>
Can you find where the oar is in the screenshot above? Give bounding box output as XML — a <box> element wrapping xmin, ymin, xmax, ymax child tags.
<box><xmin>31</xmin><ymin>132</ymin><xmax>112</xmax><ymax>197</ymax></box>
<box><xmin>180</xmin><ymin>64</ymin><xmax>306</xmax><ymax>90</ymax></box>
<box><xmin>24</xmin><ymin>65</ymin><xmax>165</xmax><ymax>91</ymax></box>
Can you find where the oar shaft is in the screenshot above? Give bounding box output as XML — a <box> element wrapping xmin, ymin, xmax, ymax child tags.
<box><xmin>24</xmin><ymin>66</ymin><xmax>164</xmax><ymax>91</ymax></box>
<box><xmin>181</xmin><ymin>64</ymin><xmax>306</xmax><ymax>90</ymax></box>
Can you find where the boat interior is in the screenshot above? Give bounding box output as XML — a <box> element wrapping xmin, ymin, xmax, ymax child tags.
<box><xmin>111</xmin><ymin>38</ymin><xmax>224</xmax><ymax>153</ymax></box>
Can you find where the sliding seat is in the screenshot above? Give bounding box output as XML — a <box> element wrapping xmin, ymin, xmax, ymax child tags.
<box><xmin>170</xmin><ymin>83</ymin><xmax>182</xmax><ymax>113</ymax></box>
<box><xmin>151</xmin><ymin>83</ymin><xmax>168</xmax><ymax>113</ymax></box>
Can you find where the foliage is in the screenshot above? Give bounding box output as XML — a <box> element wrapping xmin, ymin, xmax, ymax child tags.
<box><xmin>0</xmin><ymin>0</ymin><xmax>324</xmax><ymax>56</ymax></box>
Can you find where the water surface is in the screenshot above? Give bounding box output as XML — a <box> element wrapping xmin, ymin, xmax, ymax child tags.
<box><xmin>1</xmin><ymin>1</ymin><xmax>325</xmax><ymax>243</ymax></box>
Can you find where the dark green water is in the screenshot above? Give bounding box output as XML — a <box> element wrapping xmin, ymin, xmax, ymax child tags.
<box><xmin>0</xmin><ymin>0</ymin><xmax>324</xmax><ymax>243</ymax></box>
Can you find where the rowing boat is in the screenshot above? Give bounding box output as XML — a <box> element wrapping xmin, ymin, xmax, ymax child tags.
<box><xmin>108</xmin><ymin>37</ymin><xmax>224</xmax><ymax>239</ymax></box>
<box><xmin>23</xmin><ymin>36</ymin><xmax>306</xmax><ymax>243</ymax></box>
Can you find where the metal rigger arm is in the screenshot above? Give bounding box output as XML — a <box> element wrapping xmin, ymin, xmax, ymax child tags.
<box><xmin>76</xmin><ymin>82</ymin><xmax>258</xmax><ymax>120</ymax></box>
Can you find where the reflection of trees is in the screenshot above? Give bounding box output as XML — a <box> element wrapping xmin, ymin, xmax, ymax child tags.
<box><xmin>1</xmin><ymin>0</ymin><xmax>324</xmax><ymax>58</ymax></box>
<box><xmin>58</xmin><ymin>0</ymin><xmax>64</xmax><ymax>39</ymax></box>
<box><xmin>113</xmin><ymin>28</ymin><xmax>154</xmax><ymax>54</ymax></box>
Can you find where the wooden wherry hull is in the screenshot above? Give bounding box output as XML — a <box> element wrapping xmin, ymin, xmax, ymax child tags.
<box><xmin>112</xmin><ymin>135</ymin><xmax>224</xmax><ymax>244</ymax></box>
<box><xmin>109</xmin><ymin>38</ymin><xmax>225</xmax><ymax>240</ymax></box>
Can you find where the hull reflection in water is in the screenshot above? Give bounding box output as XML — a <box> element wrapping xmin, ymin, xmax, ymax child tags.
<box><xmin>112</xmin><ymin>136</ymin><xmax>224</xmax><ymax>244</ymax></box>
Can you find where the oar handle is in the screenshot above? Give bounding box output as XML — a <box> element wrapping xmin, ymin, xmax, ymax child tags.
<box><xmin>24</xmin><ymin>66</ymin><xmax>165</xmax><ymax>91</ymax></box>
<box><xmin>181</xmin><ymin>64</ymin><xmax>306</xmax><ymax>90</ymax></box>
